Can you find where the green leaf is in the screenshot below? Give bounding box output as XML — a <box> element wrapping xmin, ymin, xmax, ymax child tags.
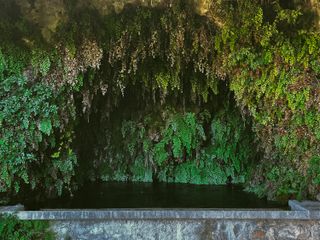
<box><xmin>51</xmin><ymin>151</ymin><xmax>60</xmax><ymax>159</ymax></box>
<box><xmin>39</xmin><ymin>119</ymin><xmax>52</xmax><ymax>136</ymax></box>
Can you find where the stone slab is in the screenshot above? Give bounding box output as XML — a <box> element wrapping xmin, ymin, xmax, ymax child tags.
<box><xmin>289</xmin><ymin>200</ymin><xmax>320</xmax><ymax>211</ymax></box>
<box><xmin>51</xmin><ymin>219</ymin><xmax>320</xmax><ymax>240</ymax></box>
<box><xmin>1</xmin><ymin>207</ymin><xmax>320</xmax><ymax>239</ymax></box>
<box><xmin>10</xmin><ymin>209</ymin><xmax>320</xmax><ymax>221</ymax></box>
<box><xmin>0</xmin><ymin>204</ymin><xmax>24</xmax><ymax>213</ymax></box>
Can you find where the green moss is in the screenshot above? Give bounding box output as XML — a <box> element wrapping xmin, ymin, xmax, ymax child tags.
<box><xmin>0</xmin><ymin>215</ymin><xmax>54</xmax><ymax>240</ymax></box>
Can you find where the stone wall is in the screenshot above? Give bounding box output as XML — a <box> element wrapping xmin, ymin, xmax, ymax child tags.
<box><xmin>52</xmin><ymin>219</ymin><xmax>320</xmax><ymax>240</ymax></box>
<box><xmin>1</xmin><ymin>207</ymin><xmax>320</xmax><ymax>239</ymax></box>
<box><xmin>9</xmin><ymin>209</ymin><xmax>320</xmax><ymax>239</ymax></box>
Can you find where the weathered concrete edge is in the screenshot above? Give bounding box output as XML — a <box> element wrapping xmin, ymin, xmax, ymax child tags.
<box><xmin>6</xmin><ymin>209</ymin><xmax>320</xmax><ymax>221</ymax></box>
<box><xmin>289</xmin><ymin>200</ymin><xmax>320</xmax><ymax>211</ymax></box>
<box><xmin>289</xmin><ymin>200</ymin><xmax>309</xmax><ymax>211</ymax></box>
<box><xmin>0</xmin><ymin>204</ymin><xmax>24</xmax><ymax>213</ymax></box>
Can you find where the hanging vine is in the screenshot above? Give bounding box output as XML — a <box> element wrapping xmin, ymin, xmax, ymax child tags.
<box><xmin>0</xmin><ymin>0</ymin><xmax>319</xmax><ymax>200</ymax></box>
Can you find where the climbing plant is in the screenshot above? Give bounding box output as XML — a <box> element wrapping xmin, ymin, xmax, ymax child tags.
<box><xmin>0</xmin><ymin>0</ymin><xmax>319</xmax><ymax>200</ymax></box>
<box><xmin>87</xmin><ymin>102</ymin><xmax>256</xmax><ymax>186</ymax></box>
<box><xmin>0</xmin><ymin>215</ymin><xmax>54</xmax><ymax>240</ymax></box>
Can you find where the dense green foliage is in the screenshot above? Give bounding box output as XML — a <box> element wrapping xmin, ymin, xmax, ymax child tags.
<box><xmin>88</xmin><ymin>105</ymin><xmax>256</xmax><ymax>185</ymax></box>
<box><xmin>0</xmin><ymin>0</ymin><xmax>319</xmax><ymax>200</ymax></box>
<box><xmin>0</xmin><ymin>47</ymin><xmax>77</xmax><ymax>196</ymax></box>
<box><xmin>0</xmin><ymin>215</ymin><xmax>54</xmax><ymax>240</ymax></box>
<box><xmin>220</xmin><ymin>2</ymin><xmax>320</xmax><ymax>199</ymax></box>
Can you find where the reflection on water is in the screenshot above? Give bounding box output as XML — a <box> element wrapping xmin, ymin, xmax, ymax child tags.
<box><xmin>15</xmin><ymin>182</ymin><xmax>286</xmax><ymax>210</ymax></box>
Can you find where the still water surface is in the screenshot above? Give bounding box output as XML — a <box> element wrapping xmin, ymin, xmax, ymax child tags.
<box><xmin>15</xmin><ymin>182</ymin><xmax>286</xmax><ymax>210</ymax></box>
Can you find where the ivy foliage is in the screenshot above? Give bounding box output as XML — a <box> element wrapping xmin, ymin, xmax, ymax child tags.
<box><xmin>215</xmin><ymin>1</ymin><xmax>320</xmax><ymax>199</ymax></box>
<box><xmin>0</xmin><ymin>215</ymin><xmax>54</xmax><ymax>240</ymax></box>
<box><xmin>0</xmin><ymin>45</ymin><xmax>78</xmax><ymax>196</ymax></box>
<box><xmin>0</xmin><ymin>0</ymin><xmax>319</xmax><ymax>200</ymax></box>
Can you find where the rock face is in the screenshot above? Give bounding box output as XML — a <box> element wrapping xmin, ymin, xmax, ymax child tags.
<box><xmin>317</xmin><ymin>193</ymin><xmax>320</xmax><ymax>202</ymax></box>
<box><xmin>13</xmin><ymin>0</ymin><xmax>219</xmax><ymax>40</ymax></box>
<box><xmin>16</xmin><ymin>0</ymin><xmax>67</xmax><ymax>40</ymax></box>
<box><xmin>52</xmin><ymin>219</ymin><xmax>320</xmax><ymax>240</ymax></box>
<box><xmin>310</xmin><ymin>0</ymin><xmax>320</xmax><ymax>29</ymax></box>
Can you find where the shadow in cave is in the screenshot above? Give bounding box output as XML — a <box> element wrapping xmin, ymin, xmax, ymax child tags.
<box><xmin>73</xmin><ymin>77</ymin><xmax>261</xmax><ymax>187</ymax></box>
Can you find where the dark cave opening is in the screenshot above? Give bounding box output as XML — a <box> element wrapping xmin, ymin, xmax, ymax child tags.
<box><xmin>73</xmin><ymin>78</ymin><xmax>261</xmax><ymax>187</ymax></box>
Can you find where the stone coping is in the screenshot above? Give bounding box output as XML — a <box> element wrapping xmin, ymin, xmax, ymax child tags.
<box><xmin>0</xmin><ymin>204</ymin><xmax>24</xmax><ymax>212</ymax></box>
<box><xmin>0</xmin><ymin>209</ymin><xmax>316</xmax><ymax>221</ymax></box>
<box><xmin>289</xmin><ymin>200</ymin><xmax>320</xmax><ymax>211</ymax></box>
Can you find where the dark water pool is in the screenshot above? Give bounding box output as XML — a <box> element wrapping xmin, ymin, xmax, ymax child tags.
<box><xmin>12</xmin><ymin>182</ymin><xmax>286</xmax><ymax>210</ymax></box>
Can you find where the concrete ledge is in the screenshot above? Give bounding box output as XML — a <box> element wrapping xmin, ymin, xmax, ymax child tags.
<box><xmin>289</xmin><ymin>200</ymin><xmax>320</xmax><ymax>211</ymax></box>
<box><xmin>0</xmin><ymin>204</ymin><xmax>24</xmax><ymax>213</ymax></box>
<box><xmin>9</xmin><ymin>209</ymin><xmax>320</xmax><ymax>221</ymax></box>
<box><xmin>2</xmin><ymin>207</ymin><xmax>320</xmax><ymax>239</ymax></box>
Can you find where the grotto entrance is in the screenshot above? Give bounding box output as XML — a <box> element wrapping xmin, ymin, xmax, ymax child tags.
<box><xmin>67</xmin><ymin>3</ymin><xmax>262</xmax><ymax>195</ymax></box>
<box><xmin>37</xmin><ymin>78</ymin><xmax>284</xmax><ymax>210</ymax></box>
<box><xmin>1</xmin><ymin>0</ymin><xmax>319</xmax><ymax>211</ymax></box>
<box><xmin>74</xmin><ymin>81</ymin><xmax>258</xmax><ymax>188</ymax></box>
<box><xmin>8</xmin><ymin>80</ymin><xmax>286</xmax><ymax>210</ymax></box>
<box><xmin>15</xmin><ymin>82</ymin><xmax>285</xmax><ymax>210</ymax></box>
